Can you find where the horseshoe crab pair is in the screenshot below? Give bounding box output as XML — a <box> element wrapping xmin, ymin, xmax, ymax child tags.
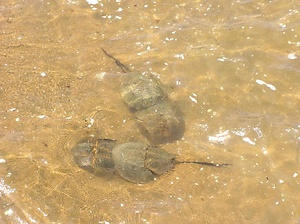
<box><xmin>102</xmin><ymin>49</ymin><xmax>185</xmax><ymax>144</ymax></box>
<box><xmin>71</xmin><ymin>50</ymin><xmax>229</xmax><ymax>184</ymax></box>
<box><xmin>72</xmin><ymin>138</ymin><xmax>229</xmax><ymax>184</ymax></box>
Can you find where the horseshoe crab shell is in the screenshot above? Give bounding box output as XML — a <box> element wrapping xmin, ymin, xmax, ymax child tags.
<box><xmin>120</xmin><ymin>72</ymin><xmax>167</xmax><ymax>111</ymax></box>
<box><xmin>112</xmin><ymin>142</ymin><xmax>156</xmax><ymax>183</ymax></box>
<box><xmin>72</xmin><ymin>138</ymin><xmax>117</xmax><ymax>172</ymax></box>
<box><xmin>134</xmin><ymin>100</ymin><xmax>185</xmax><ymax>144</ymax></box>
<box><xmin>71</xmin><ymin>139</ymin><xmax>96</xmax><ymax>172</ymax></box>
<box><xmin>94</xmin><ymin>138</ymin><xmax>117</xmax><ymax>171</ymax></box>
<box><xmin>144</xmin><ymin>146</ymin><xmax>175</xmax><ymax>175</ymax></box>
<box><xmin>112</xmin><ymin>142</ymin><xmax>175</xmax><ymax>184</ymax></box>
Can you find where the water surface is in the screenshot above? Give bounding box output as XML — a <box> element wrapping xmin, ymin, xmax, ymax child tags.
<box><xmin>0</xmin><ymin>0</ymin><xmax>299</xmax><ymax>223</ymax></box>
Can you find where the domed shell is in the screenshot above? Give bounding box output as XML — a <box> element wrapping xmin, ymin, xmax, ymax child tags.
<box><xmin>120</xmin><ymin>72</ymin><xmax>166</xmax><ymax>111</ymax></box>
<box><xmin>112</xmin><ymin>142</ymin><xmax>156</xmax><ymax>183</ymax></box>
<box><xmin>134</xmin><ymin>100</ymin><xmax>185</xmax><ymax>144</ymax></box>
<box><xmin>112</xmin><ymin>142</ymin><xmax>175</xmax><ymax>183</ymax></box>
<box><xmin>71</xmin><ymin>139</ymin><xmax>96</xmax><ymax>172</ymax></box>
<box><xmin>144</xmin><ymin>146</ymin><xmax>175</xmax><ymax>175</ymax></box>
<box><xmin>72</xmin><ymin>138</ymin><xmax>116</xmax><ymax>172</ymax></box>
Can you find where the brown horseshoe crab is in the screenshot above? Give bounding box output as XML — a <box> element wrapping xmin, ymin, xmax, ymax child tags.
<box><xmin>102</xmin><ymin>49</ymin><xmax>185</xmax><ymax>144</ymax></box>
<box><xmin>72</xmin><ymin>139</ymin><xmax>229</xmax><ymax>184</ymax></box>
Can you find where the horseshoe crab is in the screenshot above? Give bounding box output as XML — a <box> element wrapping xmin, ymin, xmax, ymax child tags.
<box><xmin>72</xmin><ymin>139</ymin><xmax>229</xmax><ymax>184</ymax></box>
<box><xmin>102</xmin><ymin>49</ymin><xmax>185</xmax><ymax>144</ymax></box>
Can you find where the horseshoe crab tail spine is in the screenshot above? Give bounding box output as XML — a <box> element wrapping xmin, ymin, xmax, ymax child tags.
<box><xmin>102</xmin><ymin>48</ymin><xmax>131</xmax><ymax>73</ymax></box>
<box><xmin>175</xmin><ymin>161</ymin><xmax>231</xmax><ymax>167</ymax></box>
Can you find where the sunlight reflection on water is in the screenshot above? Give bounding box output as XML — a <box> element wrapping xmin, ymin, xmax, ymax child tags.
<box><xmin>0</xmin><ymin>0</ymin><xmax>299</xmax><ymax>223</ymax></box>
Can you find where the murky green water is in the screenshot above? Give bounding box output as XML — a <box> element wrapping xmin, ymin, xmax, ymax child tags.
<box><xmin>0</xmin><ymin>0</ymin><xmax>299</xmax><ymax>223</ymax></box>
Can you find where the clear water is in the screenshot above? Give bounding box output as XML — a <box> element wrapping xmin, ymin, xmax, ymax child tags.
<box><xmin>0</xmin><ymin>0</ymin><xmax>299</xmax><ymax>223</ymax></box>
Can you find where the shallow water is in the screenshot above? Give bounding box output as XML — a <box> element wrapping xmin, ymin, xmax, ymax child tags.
<box><xmin>0</xmin><ymin>0</ymin><xmax>299</xmax><ymax>223</ymax></box>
